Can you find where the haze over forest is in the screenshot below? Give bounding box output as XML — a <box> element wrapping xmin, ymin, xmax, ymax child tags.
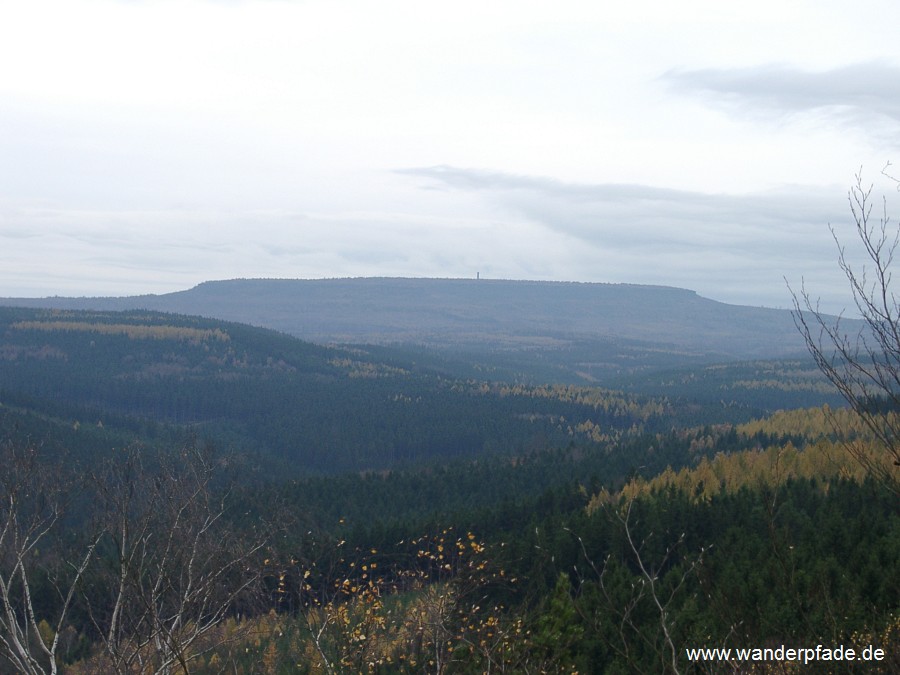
<box><xmin>0</xmin><ymin>283</ymin><xmax>895</xmax><ymax>670</ymax></box>
<box><xmin>2</xmin><ymin>277</ymin><xmax>837</xmax><ymax>385</ymax></box>
<box><xmin>2</xmin><ymin>1</ymin><xmax>900</xmax><ymax>671</ymax></box>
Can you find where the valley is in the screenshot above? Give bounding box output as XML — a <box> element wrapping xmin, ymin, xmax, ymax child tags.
<box><xmin>0</xmin><ymin>286</ymin><xmax>895</xmax><ymax>673</ymax></box>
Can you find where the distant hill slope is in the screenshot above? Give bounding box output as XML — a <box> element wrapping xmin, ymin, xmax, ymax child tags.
<box><xmin>0</xmin><ymin>278</ymin><xmax>811</xmax><ymax>358</ymax></box>
<box><xmin>5</xmin><ymin>278</ymin><xmax>851</xmax><ymax>385</ymax></box>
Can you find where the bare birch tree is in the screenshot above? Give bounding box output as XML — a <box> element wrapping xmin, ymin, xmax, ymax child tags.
<box><xmin>791</xmin><ymin>168</ymin><xmax>900</xmax><ymax>494</ymax></box>
<box><xmin>568</xmin><ymin>499</ymin><xmax>705</xmax><ymax>675</ymax></box>
<box><xmin>81</xmin><ymin>442</ymin><xmax>267</xmax><ymax>675</ymax></box>
<box><xmin>0</xmin><ymin>439</ymin><xmax>99</xmax><ymax>675</ymax></box>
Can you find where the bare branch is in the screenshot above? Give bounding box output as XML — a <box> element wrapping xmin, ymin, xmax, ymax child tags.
<box><xmin>80</xmin><ymin>442</ymin><xmax>267</xmax><ymax>675</ymax></box>
<box><xmin>0</xmin><ymin>440</ymin><xmax>98</xmax><ymax>675</ymax></box>
<box><xmin>789</xmin><ymin>169</ymin><xmax>900</xmax><ymax>495</ymax></box>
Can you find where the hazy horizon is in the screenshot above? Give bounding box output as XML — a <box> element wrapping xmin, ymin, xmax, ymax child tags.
<box><xmin>4</xmin><ymin>1</ymin><xmax>900</xmax><ymax>315</ymax></box>
<box><xmin>0</xmin><ymin>274</ymin><xmax>818</xmax><ymax>314</ymax></box>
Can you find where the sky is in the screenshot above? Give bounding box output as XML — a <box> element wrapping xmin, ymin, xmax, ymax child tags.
<box><xmin>2</xmin><ymin>0</ymin><xmax>900</xmax><ymax>312</ymax></box>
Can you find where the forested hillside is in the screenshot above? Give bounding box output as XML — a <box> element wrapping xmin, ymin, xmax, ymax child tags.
<box><xmin>0</xmin><ymin>305</ymin><xmax>896</xmax><ymax>673</ymax></box>
<box><xmin>0</xmin><ymin>307</ymin><xmax>675</xmax><ymax>475</ymax></box>
<box><xmin>1</xmin><ymin>278</ymin><xmax>848</xmax><ymax>384</ymax></box>
<box><xmin>0</xmin><ymin>307</ymin><xmax>841</xmax><ymax>476</ymax></box>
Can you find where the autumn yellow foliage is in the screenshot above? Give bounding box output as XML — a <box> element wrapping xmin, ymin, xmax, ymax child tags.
<box><xmin>12</xmin><ymin>320</ymin><xmax>229</xmax><ymax>343</ymax></box>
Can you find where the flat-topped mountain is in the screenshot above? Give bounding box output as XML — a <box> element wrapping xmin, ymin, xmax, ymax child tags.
<box><xmin>0</xmin><ymin>278</ymin><xmax>809</xmax><ymax>359</ymax></box>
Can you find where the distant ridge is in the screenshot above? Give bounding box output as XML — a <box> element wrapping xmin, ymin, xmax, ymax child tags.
<box><xmin>0</xmin><ymin>277</ymin><xmax>813</xmax><ymax>360</ymax></box>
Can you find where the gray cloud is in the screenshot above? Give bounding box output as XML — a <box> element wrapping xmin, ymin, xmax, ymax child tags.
<box><xmin>398</xmin><ymin>165</ymin><xmax>858</xmax><ymax>310</ymax></box>
<box><xmin>398</xmin><ymin>165</ymin><xmax>842</xmax><ymax>250</ymax></box>
<box><xmin>0</xmin><ymin>164</ymin><xmax>868</xmax><ymax>313</ymax></box>
<box><xmin>661</xmin><ymin>62</ymin><xmax>900</xmax><ymax>136</ymax></box>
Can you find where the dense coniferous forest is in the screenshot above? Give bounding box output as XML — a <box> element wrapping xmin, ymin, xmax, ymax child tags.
<box><xmin>0</xmin><ymin>305</ymin><xmax>896</xmax><ymax>673</ymax></box>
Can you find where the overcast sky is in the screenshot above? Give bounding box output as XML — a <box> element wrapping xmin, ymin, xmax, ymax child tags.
<box><xmin>3</xmin><ymin>0</ymin><xmax>900</xmax><ymax>312</ymax></box>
